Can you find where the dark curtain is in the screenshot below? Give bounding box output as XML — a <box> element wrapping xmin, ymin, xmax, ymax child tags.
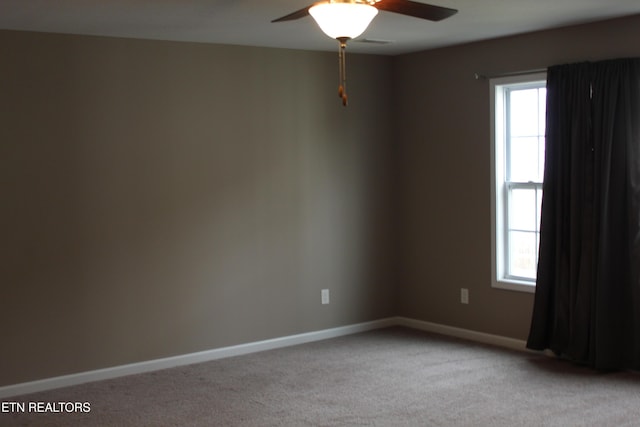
<box><xmin>527</xmin><ymin>58</ymin><xmax>640</xmax><ymax>370</ymax></box>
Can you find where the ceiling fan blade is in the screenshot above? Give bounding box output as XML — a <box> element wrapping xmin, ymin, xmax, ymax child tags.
<box><xmin>374</xmin><ymin>0</ymin><xmax>457</xmax><ymax>21</ymax></box>
<box><xmin>271</xmin><ymin>4</ymin><xmax>315</xmax><ymax>22</ymax></box>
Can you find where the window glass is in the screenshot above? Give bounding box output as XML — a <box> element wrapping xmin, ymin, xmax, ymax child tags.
<box><xmin>509</xmin><ymin>188</ymin><xmax>537</xmax><ymax>231</ymax></box>
<box><xmin>508</xmin><ymin>231</ymin><xmax>537</xmax><ymax>279</ymax></box>
<box><xmin>509</xmin><ymin>136</ymin><xmax>542</xmax><ymax>182</ymax></box>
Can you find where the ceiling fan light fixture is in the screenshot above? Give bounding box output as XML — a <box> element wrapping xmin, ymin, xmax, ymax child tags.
<box><xmin>309</xmin><ymin>2</ymin><xmax>378</xmax><ymax>40</ymax></box>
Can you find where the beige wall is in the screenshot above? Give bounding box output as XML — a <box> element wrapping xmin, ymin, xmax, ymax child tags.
<box><xmin>394</xmin><ymin>14</ymin><xmax>640</xmax><ymax>339</ymax></box>
<box><xmin>0</xmin><ymin>30</ymin><xmax>395</xmax><ymax>386</ymax></box>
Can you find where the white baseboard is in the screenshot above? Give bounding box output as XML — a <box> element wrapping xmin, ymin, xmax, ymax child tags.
<box><xmin>0</xmin><ymin>318</ymin><xmax>397</xmax><ymax>399</ymax></box>
<box><xmin>396</xmin><ymin>317</ymin><xmax>528</xmax><ymax>351</ymax></box>
<box><xmin>0</xmin><ymin>316</ymin><xmax>529</xmax><ymax>399</ymax></box>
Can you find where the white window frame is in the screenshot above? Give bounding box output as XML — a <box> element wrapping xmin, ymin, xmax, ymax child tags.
<box><xmin>490</xmin><ymin>72</ymin><xmax>547</xmax><ymax>293</ymax></box>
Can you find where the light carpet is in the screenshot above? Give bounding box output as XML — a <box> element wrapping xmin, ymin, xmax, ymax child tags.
<box><xmin>2</xmin><ymin>327</ymin><xmax>640</xmax><ymax>426</ymax></box>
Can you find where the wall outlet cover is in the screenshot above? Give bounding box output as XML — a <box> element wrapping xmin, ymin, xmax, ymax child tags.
<box><xmin>321</xmin><ymin>289</ymin><xmax>330</xmax><ymax>305</ymax></box>
<box><xmin>461</xmin><ymin>288</ymin><xmax>469</xmax><ymax>304</ymax></box>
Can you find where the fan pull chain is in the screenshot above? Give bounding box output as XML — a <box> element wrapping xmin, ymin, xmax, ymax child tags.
<box><xmin>337</xmin><ymin>37</ymin><xmax>348</xmax><ymax>107</ymax></box>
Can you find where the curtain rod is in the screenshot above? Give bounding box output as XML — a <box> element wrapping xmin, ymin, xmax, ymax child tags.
<box><xmin>474</xmin><ymin>68</ymin><xmax>547</xmax><ymax>80</ymax></box>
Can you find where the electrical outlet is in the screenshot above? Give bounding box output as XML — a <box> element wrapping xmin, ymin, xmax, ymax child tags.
<box><xmin>321</xmin><ymin>289</ymin><xmax>330</xmax><ymax>305</ymax></box>
<box><xmin>460</xmin><ymin>288</ymin><xmax>469</xmax><ymax>304</ymax></box>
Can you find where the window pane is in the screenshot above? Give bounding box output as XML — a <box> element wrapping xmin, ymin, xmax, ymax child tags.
<box><xmin>509</xmin><ymin>136</ymin><xmax>540</xmax><ymax>182</ymax></box>
<box><xmin>509</xmin><ymin>188</ymin><xmax>537</xmax><ymax>231</ymax></box>
<box><xmin>510</xmin><ymin>89</ymin><xmax>540</xmax><ymax>137</ymax></box>
<box><xmin>509</xmin><ymin>231</ymin><xmax>537</xmax><ymax>279</ymax></box>
<box><xmin>536</xmin><ymin>188</ymin><xmax>543</xmax><ymax>233</ymax></box>
<box><xmin>537</xmin><ymin>136</ymin><xmax>545</xmax><ymax>181</ymax></box>
<box><xmin>538</xmin><ymin>88</ymin><xmax>547</xmax><ymax>135</ymax></box>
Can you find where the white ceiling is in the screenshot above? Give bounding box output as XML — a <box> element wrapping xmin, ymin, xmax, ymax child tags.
<box><xmin>1</xmin><ymin>0</ymin><xmax>639</xmax><ymax>55</ymax></box>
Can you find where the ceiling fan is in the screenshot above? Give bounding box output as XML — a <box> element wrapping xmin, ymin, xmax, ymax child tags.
<box><xmin>272</xmin><ymin>0</ymin><xmax>458</xmax><ymax>106</ymax></box>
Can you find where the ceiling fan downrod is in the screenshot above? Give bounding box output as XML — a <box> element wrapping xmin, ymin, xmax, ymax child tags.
<box><xmin>337</xmin><ymin>37</ymin><xmax>349</xmax><ymax>107</ymax></box>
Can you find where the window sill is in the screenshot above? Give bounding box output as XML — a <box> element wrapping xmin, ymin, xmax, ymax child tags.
<box><xmin>492</xmin><ymin>278</ymin><xmax>536</xmax><ymax>294</ymax></box>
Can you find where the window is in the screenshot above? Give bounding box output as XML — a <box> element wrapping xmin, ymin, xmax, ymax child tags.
<box><xmin>491</xmin><ymin>73</ymin><xmax>547</xmax><ymax>293</ymax></box>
